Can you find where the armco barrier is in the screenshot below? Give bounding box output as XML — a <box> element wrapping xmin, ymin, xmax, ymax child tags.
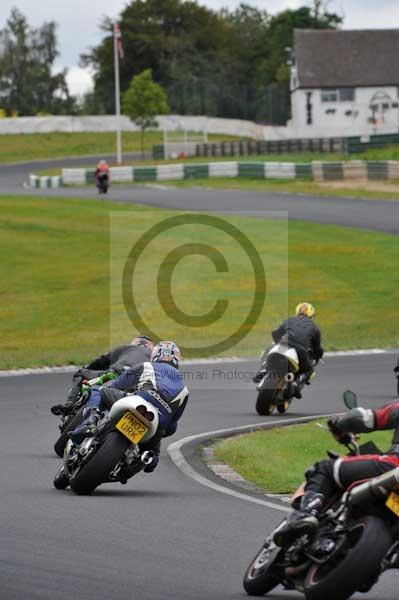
<box><xmin>28</xmin><ymin>160</ymin><xmax>399</xmax><ymax>188</ymax></box>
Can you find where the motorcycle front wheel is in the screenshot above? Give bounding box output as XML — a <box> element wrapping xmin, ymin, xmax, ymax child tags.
<box><xmin>277</xmin><ymin>401</ymin><xmax>290</xmax><ymax>414</ymax></box>
<box><xmin>53</xmin><ymin>466</ymin><xmax>70</xmax><ymax>489</ymax></box>
<box><xmin>54</xmin><ymin>406</ymin><xmax>85</xmax><ymax>457</ymax></box>
<box><xmin>304</xmin><ymin>515</ymin><xmax>392</xmax><ymax>600</ymax></box>
<box><xmin>243</xmin><ymin>538</ymin><xmax>282</xmax><ymax>596</ymax></box>
<box><xmin>70</xmin><ymin>431</ymin><xmax>130</xmax><ymax>495</ymax></box>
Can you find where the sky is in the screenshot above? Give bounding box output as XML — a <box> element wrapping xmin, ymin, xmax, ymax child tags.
<box><xmin>1</xmin><ymin>0</ymin><xmax>399</xmax><ymax>95</ymax></box>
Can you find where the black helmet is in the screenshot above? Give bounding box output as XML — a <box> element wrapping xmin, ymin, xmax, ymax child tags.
<box><xmin>131</xmin><ymin>335</ymin><xmax>154</xmax><ymax>352</ymax></box>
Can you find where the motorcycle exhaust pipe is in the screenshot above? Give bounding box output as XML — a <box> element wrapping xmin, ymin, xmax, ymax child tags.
<box><xmin>349</xmin><ymin>467</ymin><xmax>399</xmax><ymax>506</ymax></box>
<box><xmin>141</xmin><ymin>450</ymin><xmax>155</xmax><ymax>465</ymax></box>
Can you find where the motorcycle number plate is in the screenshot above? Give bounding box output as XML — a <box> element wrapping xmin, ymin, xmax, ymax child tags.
<box><xmin>386</xmin><ymin>491</ymin><xmax>399</xmax><ymax>517</ymax></box>
<box><xmin>116</xmin><ymin>411</ymin><xmax>148</xmax><ymax>444</ymax></box>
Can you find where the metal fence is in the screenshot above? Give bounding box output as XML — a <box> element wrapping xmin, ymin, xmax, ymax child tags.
<box><xmin>347</xmin><ymin>133</ymin><xmax>399</xmax><ymax>153</ymax></box>
<box><xmin>153</xmin><ymin>137</ymin><xmax>346</xmax><ymax>160</ymax></box>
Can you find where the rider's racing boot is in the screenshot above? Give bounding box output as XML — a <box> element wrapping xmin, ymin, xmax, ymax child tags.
<box><xmin>69</xmin><ymin>408</ymin><xmax>101</xmax><ymax>444</ymax></box>
<box><xmin>273</xmin><ymin>491</ymin><xmax>325</xmax><ymax>547</ymax></box>
<box><xmin>292</xmin><ymin>381</ymin><xmax>303</xmax><ymax>399</ymax></box>
<box><xmin>50</xmin><ymin>387</ymin><xmax>81</xmax><ymax>415</ymax></box>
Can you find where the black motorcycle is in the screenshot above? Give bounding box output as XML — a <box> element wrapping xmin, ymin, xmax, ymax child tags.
<box><xmin>254</xmin><ymin>340</ymin><xmax>318</xmax><ymax>416</ymax></box>
<box><xmin>243</xmin><ymin>391</ymin><xmax>399</xmax><ymax>600</ymax></box>
<box><xmin>52</xmin><ymin>372</ymin><xmax>117</xmax><ymax>457</ymax></box>
<box><xmin>96</xmin><ymin>171</ymin><xmax>109</xmax><ymax>194</ymax></box>
<box><xmin>394</xmin><ymin>358</ymin><xmax>399</xmax><ymax>396</ymax></box>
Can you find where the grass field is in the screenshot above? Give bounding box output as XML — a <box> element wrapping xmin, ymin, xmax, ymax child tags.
<box><xmin>0</xmin><ymin>131</ymin><xmax>243</xmax><ymax>164</ymax></box>
<box><xmin>5</xmin><ymin>130</ymin><xmax>399</xmax><ymax>166</ymax></box>
<box><xmin>213</xmin><ymin>421</ymin><xmax>394</xmax><ymax>493</ymax></box>
<box><xmin>1</xmin><ymin>195</ymin><xmax>399</xmax><ymax>368</ymax></box>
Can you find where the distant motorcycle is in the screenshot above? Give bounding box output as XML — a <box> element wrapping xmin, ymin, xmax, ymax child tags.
<box><xmin>254</xmin><ymin>339</ymin><xmax>317</xmax><ymax>416</ymax></box>
<box><xmin>243</xmin><ymin>391</ymin><xmax>399</xmax><ymax>600</ymax></box>
<box><xmin>53</xmin><ymin>394</ymin><xmax>159</xmax><ymax>495</ymax></box>
<box><xmin>96</xmin><ymin>171</ymin><xmax>109</xmax><ymax>194</ymax></box>
<box><xmin>53</xmin><ymin>372</ymin><xmax>117</xmax><ymax>458</ymax></box>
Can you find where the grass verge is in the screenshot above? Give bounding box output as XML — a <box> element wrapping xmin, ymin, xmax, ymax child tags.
<box><xmin>1</xmin><ymin>195</ymin><xmax>398</xmax><ymax>368</ymax></box>
<box><xmin>163</xmin><ymin>177</ymin><xmax>399</xmax><ymax>201</ymax></box>
<box><xmin>213</xmin><ymin>421</ymin><xmax>393</xmax><ymax>493</ymax></box>
<box><xmin>0</xmin><ymin>131</ymin><xmax>242</xmax><ymax>164</ymax></box>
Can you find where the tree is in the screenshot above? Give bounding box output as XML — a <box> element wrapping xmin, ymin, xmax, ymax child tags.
<box><xmin>0</xmin><ymin>7</ymin><xmax>73</xmax><ymax>115</ymax></box>
<box><xmin>81</xmin><ymin>0</ymin><xmax>228</xmax><ymax>114</ymax></box>
<box><xmin>82</xmin><ymin>1</ymin><xmax>342</xmax><ymax>122</ymax></box>
<box><xmin>122</xmin><ymin>69</ymin><xmax>169</xmax><ymax>155</ymax></box>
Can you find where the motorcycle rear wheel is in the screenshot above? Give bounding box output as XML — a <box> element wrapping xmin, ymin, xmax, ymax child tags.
<box><xmin>70</xmin><ymin>431</ymin><xmax>130</xmax><ymax>495</ymax></box>
<box><xmin>304</xmin><ymin>515</ymin><xmax>392</xmax><ymax>600</ymax></box>
<box><xmin>255</xmin><ymin>377</ymin><xmax>284</xmax><ymax>416</ymax></box>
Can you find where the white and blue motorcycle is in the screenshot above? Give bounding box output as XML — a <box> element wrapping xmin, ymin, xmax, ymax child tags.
<box><xmin>53</xmin><ymin>394</ymin><xmax>159</xmax><ymax>495</ymax></box>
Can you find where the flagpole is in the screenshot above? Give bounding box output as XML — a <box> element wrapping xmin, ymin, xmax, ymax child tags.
<box><xmin>113</xmin><ymin>23</ymin><xmax>122</xmax><ymax>165</ymax></box>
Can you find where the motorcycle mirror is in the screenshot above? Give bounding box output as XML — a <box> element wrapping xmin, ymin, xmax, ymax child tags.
<box><xmin>343</xmin><ymin>390</ymin><xmax>358</xmax><ymax>410</ymax></box>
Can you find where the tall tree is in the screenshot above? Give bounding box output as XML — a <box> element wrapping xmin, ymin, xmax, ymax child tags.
<box><xmin>81</xmin><ymin>0</ymin><xmax>228</xmax><ymax>114</ymax></box>
<box><xmin>123</xmin><ymin>69</ymin><xmax>169</xmax><ymax>155</ymax></box>
<box><xmin>0</xmin><ymin>7</ymin><xmax>73</xmax><ymax>115</ymax></box>
<box><xmin>82</xmin><ymin>0</ymin><xmax>342</xmax><ymax>122</ymax></box>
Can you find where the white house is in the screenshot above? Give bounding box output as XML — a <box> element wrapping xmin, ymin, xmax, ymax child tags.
<box><xmin>289</xmin><ymin>29</ymin><xmax>399</xmax><ymax>138</ymax></box>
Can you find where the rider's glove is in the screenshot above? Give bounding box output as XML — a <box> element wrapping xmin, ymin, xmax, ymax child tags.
<box><xmin>143</xmin><ymin>453</ymin><xmax>159</xmax><ymax>473</ymax></box>
<box><xmin>327</xmin><ymin>417</ymin><xmax>353</xmax><ymax>445</ymax></box>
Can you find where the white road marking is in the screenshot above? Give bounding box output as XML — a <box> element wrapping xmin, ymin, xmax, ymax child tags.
<box><xmin>167</xmin><ymin>413</ymin><xmax>339</xmax><ymax>512</ymax></box>
<box><xmin>0</xmin><ymin>348</ymin><xmax>395</xmax><ymax>377</ymax></box>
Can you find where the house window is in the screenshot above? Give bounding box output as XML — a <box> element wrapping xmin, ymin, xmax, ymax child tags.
<box><xmin>321</xmin><ymin>89</ymin><xmax>338</xmax><ymax>102</ymax></box>
<box><xmin>325</xmin><ymin>108</ymin><xmax>336</xmax><ymax>115</ymax></box>
<box><xmin>339</xmin><ymin>88</ymin><xmax>355</xmax><ymax>102</ymax></box>
<box><xmin>321</xmin><ymin>88</ymin><xmax>355</xmax><ymax>102</ymax></box>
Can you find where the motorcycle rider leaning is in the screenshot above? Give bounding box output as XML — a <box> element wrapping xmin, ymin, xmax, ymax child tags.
<box><xmin>274</xmin><ymin>398</ymin><xmax>399</xmax><ymax>547</ymax></box>
<box><xmin>50</xmin><ymin>335</ymin><xmax>154</xmax><ymax>416</ymax></box>
<box><xmin>255</xmin><ymin>302</ymin><xmax>323</xmax><ymax>399</ymax></box>
<box><xmin>70</xmin><ymin>341</ymin><xmax>189</xmax><ymax>476</ymax></box>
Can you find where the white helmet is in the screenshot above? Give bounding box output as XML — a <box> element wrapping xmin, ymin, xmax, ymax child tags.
<box><xmin>151</xmin><ymin>341</ymin><xmax>181</xmax><ymax>369</ymax></box>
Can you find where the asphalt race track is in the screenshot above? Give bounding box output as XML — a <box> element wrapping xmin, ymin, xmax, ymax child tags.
<box><xmin>1</xmin><ymin>159</ymin><xmax>399</xmax><ymax>234</ymax></box>
<box><xmin>1</xmin><ymin>354</ymin><xmax>399</xmax><ymax>600</ymax></box>
<box><xmin>1</xmin><ymin>160</ymin><xmax>399</xmax><ymax>599</ymax></box>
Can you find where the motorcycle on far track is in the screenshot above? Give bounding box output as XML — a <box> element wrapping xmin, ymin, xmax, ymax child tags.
<box><xmin>254</xmin><ymin>338</ymin><xmax>318</xmax><ymax>416</ymax></box>
<box><xmin>243</xmin><ymin>391</ymin><xmax>399</xmax><ymax>600</ymax></box>
<box><xmin>96</xmin><ymin>171</ymin><xmax>109</xmax><ymax>194</ymax></box>
<box><xmin>53</xmin><ymin>393</ymin><xmax>159</xmax><ymax>495</ymax></box>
